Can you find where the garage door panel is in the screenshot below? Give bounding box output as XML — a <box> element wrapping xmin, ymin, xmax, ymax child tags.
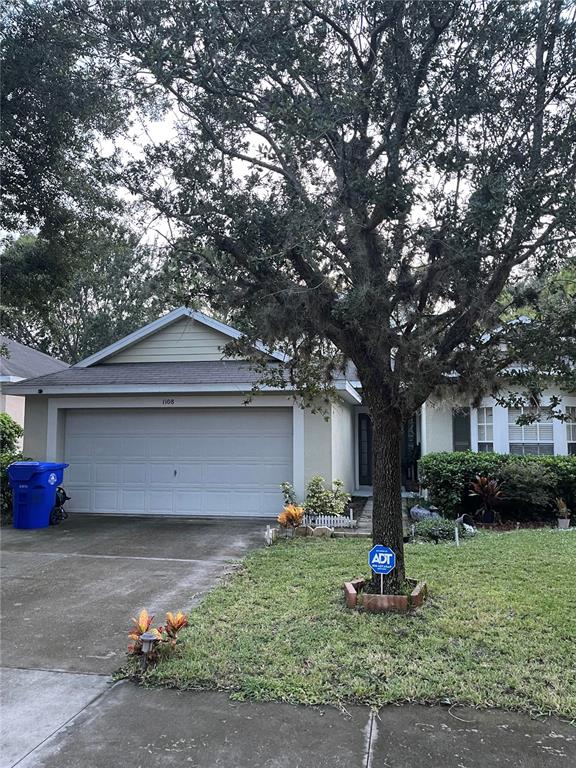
<box><xmin>260</xmin><ymin>490</ymin><xmax>284</xmax><ymax>510</ymax></box>
<box><xmin>93</xmin><ymin>489</ymin><xmax>119</xmax><ymax>513</ymax></box>
<box><xmin>174</xmin><ymin>464</ymin><xmax>204</xmax><ymax>483</ymax></box>
<box><xmin>146</xmin><ymin>490</ymin><xmax>174</xmax><ymax>514</ymax></box>
<box><xmin>119</xmin><ymin>489</ymin><xmax>150</xmax><ymax>513</ymax></box>
<box><xmin>149</xmin><ymin>464</ymin><xmax>179</xmax><ymax>484</ymax></box>
<box><xmin>173</xmin><ymin>491</ymin><xmax>204</xmax><ymax>513</ymax></box>
<box><xmin>228</xmin><ymin>491</ymin><xmax>262</xmax><ymax>512</ymax></box>
<box><xmin>122</xmin><ymin>465</ymin><xmax>148</xmax><ymax>484</ymax></box>
<box><xmin>94</xmin><ymin>464</ymin><xmax>120</xmax><ymax>484</ymax></box>
<box><xmin>64</xmin><ymin>407</ymin><xmax>291</xmax><ymax>517</ymax></box>
<box><xmin>152</xmin><ymin>437</ymin><xmax>177</xmax><ymax>458</ymax></box>
<box><xmin>66</xmin><ymin>463</ymin><xmax>92</xmax><ymax>484</ymax></box>
<box><xmin>202</xmin><ymin>491</ymin><xmax>232</xmax><ymax>513</ymax></box>
<box><xmin>69</xmin><ymin>488</ymin><xmax>91</xmax><ymax>512</ymax></box>
<box><xmin>65</xmin><ymin>436</ymin><xmax>92</xmax><ymax>460</ymax></box>
<box><xmin>120</xmin><ymin>437</ymin><xmax>149</xmax><ymax>458</ymax></box>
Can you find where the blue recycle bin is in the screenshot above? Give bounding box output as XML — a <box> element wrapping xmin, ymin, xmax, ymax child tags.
<box><xmin>8</xmin><ymin>462</ymin><xmax>69</xmax><ymax>529</ymax></box>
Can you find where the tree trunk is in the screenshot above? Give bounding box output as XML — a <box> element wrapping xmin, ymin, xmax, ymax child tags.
<box><xmin>369</xmin><ymin>403</ymin><xmax>406</xmax><ymax>594</ymax></box>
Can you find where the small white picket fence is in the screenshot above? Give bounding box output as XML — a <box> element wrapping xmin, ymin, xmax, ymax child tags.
<box><xmin>302</xmin><ymin>509</ymin><xmax>356</xmax><ymax>529</ymax></box>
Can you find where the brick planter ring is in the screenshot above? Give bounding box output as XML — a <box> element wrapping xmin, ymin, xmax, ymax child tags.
<box><xmin>343</xmin><ymin>577</ymin><xmax>427</xmax><ymax>613</ymax></box>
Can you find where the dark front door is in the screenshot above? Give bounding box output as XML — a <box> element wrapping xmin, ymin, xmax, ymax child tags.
<box><xmin>357</xmin><ymin>413</ymin><xmax>420</xmax><ymax>489</ymax></box>
<box><xmin>358</xmin><ymin>413</ymin><xmax>373</xmax><ymax>485</ymax></box>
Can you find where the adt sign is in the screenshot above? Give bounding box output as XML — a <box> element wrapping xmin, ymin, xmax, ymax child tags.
<box><xmin>369</xmin><ymin>545</ymin><xmax>396</xmax><ymax>575</ymax></box>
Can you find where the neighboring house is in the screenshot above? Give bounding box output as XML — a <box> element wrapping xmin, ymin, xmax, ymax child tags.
<box><xmin>0</xmin><ymin>336</ymin><xmax>68</xmax><ymax>436</ymax></box>
<box><xmin>5</xmin><ymin>307</ymin><xmax>576</xmax><ymax>518</ymax></box>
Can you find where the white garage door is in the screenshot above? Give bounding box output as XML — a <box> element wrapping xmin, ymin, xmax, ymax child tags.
<box><xmin>64</xmin><ymin>407</ymin><xmax>292</xmax><ymax>517</ymax></box>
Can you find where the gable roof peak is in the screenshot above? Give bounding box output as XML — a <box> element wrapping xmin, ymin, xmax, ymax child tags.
<box><xmin>74</xmin><ymin>306</ymin><xmax>288</xmax><ymax>367</ymax></box>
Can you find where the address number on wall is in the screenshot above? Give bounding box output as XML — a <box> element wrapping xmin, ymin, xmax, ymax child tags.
<box><xmin>162</xmin><ymin>398</ymin><xmax>175</xmax><ymax>406</ymax></box>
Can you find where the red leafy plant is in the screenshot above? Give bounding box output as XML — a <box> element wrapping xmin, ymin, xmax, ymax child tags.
<box><xmin>128</xmin><ymin>609</ymin><xmax>188</xmax><ymax>656</ymax></box>
<box><xmin>277</xmin><ymin>504</ymin><xmax>304</xmax><ymax>528</ymax></box>
<box><xmin>165</xmin><ymin>611</ymin><xmax>189</xmax><ymax>647</ymax></box>
<box><xmin>469</xmin><ymin>475</ymin><xmax>504</xmax><ymax>523</ymax></box>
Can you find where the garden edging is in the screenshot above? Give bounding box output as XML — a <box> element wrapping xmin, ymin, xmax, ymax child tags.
<box><xmin>344</xmin><ymin>577</ymin><xmax>428</xmax><ymax>613</ymax></box>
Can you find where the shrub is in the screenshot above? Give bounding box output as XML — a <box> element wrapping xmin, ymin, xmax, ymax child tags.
<box><xmin>419</xmin><ymin>452</ymin><xmax>576</xmax><ymax>520</ymax></box>
<box><xmin>280</xmin><ymin>481</ymin><xmax>297</xmax><ymax>506</ymax></box>
<box><xmin>499</xmin><ymin>461</ymin><xmax>557</xmax><ymax>514</ymax></box>
<box><xmin>278</xmin><ymin>504</ymin><xmax>304</xmax><ymax>528</ymax></box>
<box><xmin>303</xmin><ymin>475</ymin><xmax>350</xmax><ymax>517</ymax></box>
<box><xmin>539</xmin><ymin>455</ymin><xmax>576</xmax><ymax>509</ymax></box>
<box><xmin>414</xmin><ymin>518</ymin><xmax>457</xmax><ymax>541</ymax></box>
<box><xmin>419</xmin><ymin>452</ymin><xmax>507</xmax><ymax>517</ymax></box>
<box><xmin>413</xmin><ymin>517</ymin><xmax>476</xmax><ymax>542</ymax></box>
<box><xmin>0</xmin><ymin>412</ymin><xmax>23</xmax><ymax>453</ymax></box>
<box><xmin>1</xmin><ymin>450</ymin><xmax>25</xmax><ymax>526</ymax></box>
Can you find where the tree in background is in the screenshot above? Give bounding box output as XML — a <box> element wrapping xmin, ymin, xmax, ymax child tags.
<box><xmin>0</xmin><ymin>0</ymin><xmax>135</xmax><ymax>236</ymax></box>
<box><xmin>0</xmin><ymin>413</ymin><xmax>25</xmax><ymax>526</ymax></box>
<box><xmin>1</xmin><ymin>230</ymin><xmax>172</xmax><ymax>364</ymax></box>
<box><xmin>71</xmin><ymin>0</ymin><xmax>576</xmax><ymax>593</ymax></box>
<box><xmin>1</xmin><ymin>1</ymin><xmax>175</xmax><ymax>363</ymax></box>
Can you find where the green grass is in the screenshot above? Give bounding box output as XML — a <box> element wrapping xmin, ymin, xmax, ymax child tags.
<box><xmin>148</xmin><ymin>530</ymin><xmax>576</xmax><ymax>718</ymax></box>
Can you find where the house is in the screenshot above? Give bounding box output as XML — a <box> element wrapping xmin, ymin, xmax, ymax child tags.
<box><xmin>5</xmin><ymin>307</ymin><xmax>576</xmax><ymax>518</ymax></box>
<box><xmin>0</xmin><ymin>336</ymin><xmax>68</xmax><ymax>432</ymax></box>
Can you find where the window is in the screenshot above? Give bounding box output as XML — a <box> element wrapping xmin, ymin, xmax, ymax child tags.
<box><xmin>508</xmin><ymin>407</ymin><xmax>554</xmax><ymax>456</ymax></box>
<box><xmin>567</xmin><ymin>406</ymin><xmax>576</xmax><ymax>456</ymax></box>
<box><xmin>452</xmin><ymin>407</ymin><xmax>471</xmax><ymax>451</ymax></box>
<box><xmin>477</xmin><ymin>407</ymin><xmax>494</xmax><ymax>452</ymax></box>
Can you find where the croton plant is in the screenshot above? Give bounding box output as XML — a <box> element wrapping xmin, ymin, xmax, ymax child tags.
<box><xmin>128</xmin><ymin>609</ymin><xmax>189</xmax><ymax>656</ymax></box>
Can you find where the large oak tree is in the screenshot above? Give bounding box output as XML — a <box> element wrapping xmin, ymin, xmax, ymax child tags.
<box><xmin>40</xmin><ymin>1</ymin><xmax>576</xmax><ymax>590</ymax></box>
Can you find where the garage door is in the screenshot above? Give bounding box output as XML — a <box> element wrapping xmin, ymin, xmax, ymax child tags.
<box><xmin>63</xmin><ymin>408</ymin><xmax>292</xmax><ymax>517</ymax></box>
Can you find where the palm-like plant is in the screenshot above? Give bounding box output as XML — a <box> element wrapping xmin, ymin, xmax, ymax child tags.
<box><xmin>470</xmin><ymin>475</ymin><xmax>504</xmax><ymax>524</ymax></box>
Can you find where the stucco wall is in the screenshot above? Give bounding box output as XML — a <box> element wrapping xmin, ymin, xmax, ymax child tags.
<box><xmin>0</xmin><ymin>394</ymin><xmax>26</xmax><ymax>428</ymax></box>
<box><xmin>22</xmin><ymin>396</ymin><xmax>49</xmax><ymax>459</ymax></box>
<box><xmin>330</xmin><ymin>400</ymin><xmax>355</xmax><ymax>491</ymax></box>
<box><xmin>424</xmin><ymin>401</ymin><xmax>453</xmax><ymax>453</ymax></box>
<box><xmin>303</xmin><ymin>406</ymin><xmax>332</xmax><ymax>488</ymax></box>
<box><xmin>423</xmin><ymin>388</ymin><xmax>576</xmax><ymax>457</ymax></box>
<box><xmin>302</xmin><ymin>398</ymin><xmax>356</xmax><ymax>494</ymax></box>
<box><xmin>105</xmin><ymin>317</ymin><xmax>243</xmax><ymax>363</ymax></box>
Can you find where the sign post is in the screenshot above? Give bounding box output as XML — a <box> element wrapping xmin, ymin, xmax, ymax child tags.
<box><xmin>368</xmin><ymin>545</ymin><xmax>396</xmax><ymax>594</ymax></box>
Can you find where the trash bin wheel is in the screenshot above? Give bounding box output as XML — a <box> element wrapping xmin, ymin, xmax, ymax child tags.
<box><xmin>49</xmin><ymin>506</ymin><xmax>68</xmax><ymax>526</ymax></box>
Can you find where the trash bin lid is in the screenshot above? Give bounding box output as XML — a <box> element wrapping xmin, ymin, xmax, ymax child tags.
<box><xmin>7</xmin><ymin>462</ymin><xmax>69</xmax><ymax>482</ymax></box>
<box><xmin>36</xmin><ymin>462</ymin><xmax>69</xmax><ymax>472</ymax></box>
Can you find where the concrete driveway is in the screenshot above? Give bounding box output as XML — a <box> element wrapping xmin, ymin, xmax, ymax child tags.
<box><xmin>0</xmin><ymin>514</ymin><xmax>264</xmax><ymax>766</ymax></box>
<box><xmin>2</xmin><ymin>515</ymin><xmax>575</xmax><ymax>768</ymax></box>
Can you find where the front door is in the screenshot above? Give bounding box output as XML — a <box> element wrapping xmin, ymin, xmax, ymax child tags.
<box><xmin>357</xmin><ymin>413</ymin><xmax>420</xmax><ymax>489</ymax></box>
<box><xmin>358</xmin><ymin>413</ymin><xmax>373</xmax><ymax>486</ymax></box>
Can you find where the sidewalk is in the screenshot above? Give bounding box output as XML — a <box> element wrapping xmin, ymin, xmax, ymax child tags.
<box><xmin>9</xmin><ymin>681</ymin><xmax>575</xmax><ymax>768</ymax></box>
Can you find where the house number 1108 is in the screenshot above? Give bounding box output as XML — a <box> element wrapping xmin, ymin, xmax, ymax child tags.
<box><xmin>162</xmin><ymin>398</ymin><xmax>175</xmax><ymax>405</ymax></box>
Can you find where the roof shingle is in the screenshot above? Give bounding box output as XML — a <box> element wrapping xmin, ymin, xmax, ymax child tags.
<box><xmin>0</xmin><ymin>337</ymin><xmax>68</xmax><ymax>379</ymax></box>
<box><xmin>4</xmin><ymin>360</ymin><xmax>286</xmax><ymax>392</ymax></box>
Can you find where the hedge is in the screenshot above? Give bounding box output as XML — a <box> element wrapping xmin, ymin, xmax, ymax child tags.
<box><xmin>1</xmin><ymin>451</ymin><xmax>24</xmax><ymax>525</ymax></box>
<box><xmin>418</xmin><ymin>452</ymin><xmax>576</xmax><ymax>520</ymax></box>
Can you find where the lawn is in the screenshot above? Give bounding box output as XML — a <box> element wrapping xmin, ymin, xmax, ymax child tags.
<box><xmin>147</xmin><ymin>530</ymin><xmax>576</xmax><ymax>718</ymax></box>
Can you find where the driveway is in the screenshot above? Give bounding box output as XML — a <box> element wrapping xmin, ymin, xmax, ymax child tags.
<box><xmin>2</xmin><ymin>515</ymin><xmax>575</xmax><ymax>768</ymax></box>
<box><xmin>0</xmin><ymin>514</ymin><xmax>264</xmax><ymax>766</ymax></box>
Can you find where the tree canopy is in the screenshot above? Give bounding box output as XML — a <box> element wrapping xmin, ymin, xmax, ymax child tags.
<box><xmin>6</xmin><ymin>0</ymin><xmax>576</xmax><ymax>591</ymax></box>
<box><xmin>1</xmin><ymin>230</ymin><xmax>171</xmax><ymax>363</ymax></box>
<box><xmin>0</xmin><ymin>0</ymin><xmax>135</xmax><ymax>236</ymax></box>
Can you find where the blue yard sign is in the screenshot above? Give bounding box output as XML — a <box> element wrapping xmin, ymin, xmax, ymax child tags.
<box><xmin>368</xmin><ymin>545</ymin><xmax>396</xmax><ymax>575</ymax></box>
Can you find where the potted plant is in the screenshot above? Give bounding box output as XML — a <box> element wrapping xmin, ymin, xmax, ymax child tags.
<box><xmin>555</xmin><ymin>498</ymin><xmax>571</xmax><ymax>530</ymax></box>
